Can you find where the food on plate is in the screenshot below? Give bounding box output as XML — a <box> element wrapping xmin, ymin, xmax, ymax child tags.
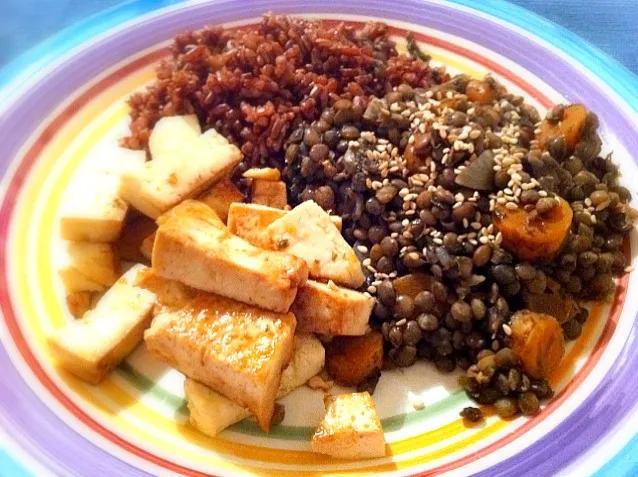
<box><xmin>58</xmin><ymin>241</ymin><xmax>120</xmax><ymax>293</ymax></box>
<box><xmin>65</xmin><ymin>291</ymin><xmax>92</xmax><ymax>319</ymax></box>
<box><xmin>152</xmin><ymin>200</ymin><xmax>308</xmax><ymax>313</ymax></box>
<box><xmin>243</xmin><ymin>168</ymin><xmax>281</xmax><ymax>182</ymax></box>
<box><xmin>251</xmin><ymin>179</ymin><xmax>288</xmax><ymax>209</ymax></box>
<box><xmin>59</xmin><ymin>149</ymin><xmax>145</xmax><ymax>242</ymax></box>
<box><xmin>52</xmin><ymin>12</ymin><xmax>637</xmax><ymax>456</ymax></box>
<box><xmin>509</xmin><ymin>310</ymin><xmax>565</xmax><ymax>379</ymax></box>
<box><xmin>325</xmin><ymin>332</ymin><xmax>384</xmax><ymax>386</ymax></box>
<box><xmin>49</xmin><ymin>265</ymin><xmax>156</xmax><ymax>384</ymax></box>
<box><xmin>133</xmin><ymin>268</ymin><xmax>196</xmax><ymax>314</ymax></box>
<box><xmin>144</xmin><ymin>293</ymin><xmax>297</xmax><ymax>432</ymax></box>
<box><xmin>263</xmin><ymin>200</ymin><xmax>365</xmax><ymax>288</ymax></box>
<box><xmin>120</xmin><ymin>117</ymin><xmax>241</xmax><ymax>219</ymax></box>
<box><xmin>185</xmin><ymin>332</ymin><xmax>325</xmax><ymax>437</ymax></box>
<box><xmin>227</xmin><ymin>203</ymin><xmax>342</xmax><ymax>247</ymax></box>
<box><xmin>493</xmin><ymin>196</ymin><xmax>573</xmax><ymax>261</ymax></box>
<box><xmin>311</xmin><ymin>392</ymin><xmax>385</xmax><ymax>459</ymax></box>
<box><xmin>290</xmin><ymin>280</ymin><xmax>374</xmax><ymax>336</ymax></box>
<box><xmin>197</xmin><ymin>177</ymin><xmax>244</xmax><ymax>223</ymax></box>
<box><xmin>537</xmin><ymin>104</ymin><xmax>589</xmax><ymax>153</ymax></box>
<box><xmin>115</xmin><ymin>215</ymin><xmax>157</xmax><ymax>263</ymax></box>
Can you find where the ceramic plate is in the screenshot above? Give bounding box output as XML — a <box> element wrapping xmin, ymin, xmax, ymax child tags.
<box><xmin>1</xmin><ymin>1</ymin><xmax>638</xmax><ymax>476</ymax></box>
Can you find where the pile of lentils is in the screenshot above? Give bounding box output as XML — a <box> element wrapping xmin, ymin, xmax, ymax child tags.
<box><xmin>280</xmin><ymin>71</ymin><xmax>635</xmax><ymax>419</ymax></box>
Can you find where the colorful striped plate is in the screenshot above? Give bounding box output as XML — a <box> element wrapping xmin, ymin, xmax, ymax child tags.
<box><xmin>1</xmin><ymin>1</ymin><xmax>638</xmax><ymax>476</ymax></box>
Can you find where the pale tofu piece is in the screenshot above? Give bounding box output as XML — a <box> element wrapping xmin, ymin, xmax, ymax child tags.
<box><xmin>291</xmin><ymin>280</ymin><xmax>373</xmax><ymax>336</ymax></box>
<box><xmin>120</xmin><ymin>122</ymin><xmax>242</xmax><ymax>219</ymax></box>
<box><xmin>263</xmin><ymin>201</ymin><xmax>364</xmax><ymax>288</ymax></box>
<box><xmin>65</xmin><ymin>292</ymin><xmax>92</xmax><ymax>319</ymax></box>
<box><xmin>243</xmin><ymin>168</ymin><xmax>281</xmax><ymax>181</ymax></box>
<box><xmin>227</xmin><ymin>203</ymin><xmax>342</xmax><ymax>248</ymax></box>
<box><xmin>60</xmin><ymin>149</ymin><xmax>146</xmax><ymax>242</ymax></box>
<box><xmin>185</xmin><ymin>332</ymin><xmax>325</xmax><ymax>437</ymax></box>
<box><xmin>312</xmin><ymin>392</ymin><xmax>385</xmax><ymax>459</ymax></box>
<box><xmin>152</xmin><ymin>200</ymin><xmax>308</xmax><ymax>313</ymax></box>
<box><xmin>252</xmin><ymin>180</ymin><xmax>288</xmax><ymax>209</ymax></box>
<box><xmin>145</xmin><ymin>293</ymin><xmax>296</xmax><ymax>431</ymax></box>
<box><xmin>49</xmin><ymin>265</ymin><xmax>156</xmax><ymax>384</ymax></box>
<box><xmin>197</xmin><ymin>177</ymin><xmax>244</xmax><ymax>223</ymax></box>
<box><xmin>149</xmin><ymin>115</ymin><xmax>201</xmax><ymax>162</ymax></box>
<box><xmin>58</xmin><ymin>241</ymin><xmax>120</xmax><ymax>293</ymax></box>
<box><xmin>115</xmin><ymin>215</ymin><xmax>157</xmax><ymax>263</ymax></box>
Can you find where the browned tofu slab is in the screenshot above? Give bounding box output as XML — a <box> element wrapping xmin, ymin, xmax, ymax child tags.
<box><xmin>251</xmin><ymin>180</ymin><xmax>288</xmax><ymax>209</ymax></box>
<box><xmin>197</xmin><ymin>177</ymin><xmax>244</xmax><ymax>223</ymax></box>
<box><xmin>227</xmin><ymin>203</ymin><xmax>342</xmax><ymax>248</ymax></box>
<box><xmin>144</xmin><ymin>293</ymin><xmax>296</xmax><ymax>431</ymax></box>
<box><xmin>291</xmin><ymin>280</ymin><xmax>373</xmax><ymax>336</ymax></box>
<box><xmin>152</xmin><ymin>200</ymin><xmax>308</xmax><ymax>312</ymax></box>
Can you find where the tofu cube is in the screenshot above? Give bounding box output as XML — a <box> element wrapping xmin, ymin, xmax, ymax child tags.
<box><xmin>49</xmin><ymin>265</ymin><xmax>156</xmax><ymax>384</ymax></box>
<box><xmin>58</xmin><ymin>241</ymin><xmax>120</xmax><ymax>293</ymax></box>
<box><xmin>145</xmin><ymin>293</ymin><xmax>297</xmax><ymax>431</ymax></box>
<box><xmin>197</xmin><ymin>177</ymin><xmax>244</xmax><ymax>223</ymax></box>
<box><xmin>152</xmin><ymin>200</ymin><xmax>308</xmax><ymax>313</ymax></box>
<box><xmin>312</xmin><ymin>392</ymin><xmax>385</xmax><ymax>459</ymax></box>
<box><xmin>227</xmin><ymin>203</ymin><xmax>342</xmax><ymax>248</ymax></box>
<box><xmin>65</xmin><ymin>292</ymin><xmax>92</xmax><ymax>319</ymax></box>
<box><xmin>291</xmin><ymin>280</ymin><xmax>373</xmax><ymax>336</ymax></box>
<box><xmin>59</xmin><ymin>148</ymin><xmax>146</xmax><ymax>242</ymax></box>
<box><xmin>120</xmin><ymin>118</ymin><xmax>241</xmax><ymax>219</ymax></box>
<box><xmin>243</xmin><ymin>168</ymin><xmax>281</xmax><ymax>181</ymax></box>
<box><xmin>185</xmin><ymin>332</ymin><xmax>325</xmax><ymax>437</ymax></box>
<box><xmin>263</xmin><ymin>201</ymin><xmax>364</xmax><ymax>288</ymax></box>
<box><xmin>251</xmin><ymin>180</ymin><xmax>288</xmax><ymax>209</ymax></box>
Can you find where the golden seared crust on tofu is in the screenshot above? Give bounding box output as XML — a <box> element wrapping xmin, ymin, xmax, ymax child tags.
<box><xmin>140</xmin><ymin>233</ymin><xmax>155</xmax><ymax>261</ymax></box>
<box><xmin>184</xmin><ymin>332</ymin><xmax>324</xmax><ymax>437</ymax></box>
<box><xmin>144</xmin><ymin>293</ymin><xmax>297</xmax><ymax>431</ymax></box>
<box><xmin>49</xmin><ymin>265</ymin><xmax>156</xmax><ymax>384</ymax></box>
<box><xmin>152</xmin><ymin>200</ymin><xmax>308</xmax><ymax>313</ymax></box>
<box><xmin>115</xmin><ymin>215</ymin><xmax>157</xmax><ymax>264</ymax></box>
<box><xmin>251</xmin><ymin>180</ymin><xmax>288</xmax><ymax>209</ymax></box>
<box><xmin>120</xmin><ymin>121</ymin><xmax>241</xmax><ymax>219</ymax></box>
<box><xmin>227</xmin><ymin>203</ymin><xmax>342</xmax><ymax>248</ymax></box>
<box><xmin>197</xmin><ymin>177</ymin><xmax>244</xmax><ymax>223</ymax></box>
<box><xmin>59</xmin><ymin>149</ymin><xmax>146</xmax><ymax>242</ymax></box>
<box><xmin>291</xmin><ymin>280</ymin><xmax>373</xmax><ymax>336</ymax></box>
<box><xmin>58</xmin><ymin>241</ymin><xmax>120</xmax><ymax>293</ymax></box>
<box><xmin>311</xmin><ymin>392</ymin><xmax>385</xmax><ymax>459</ymax></box>
<box><xmin>156</xmin><ymin>200</ymin><xmax>225</xmax><ymax>228</ymax></box>
<box><xmin>243</xmin><ymin>168</ymin><xmax>281</xmax><ymax>181</ymax></box>
<box><xmin>264</xmin><ymin>201</ymin><xmax>364</xmax><ymax>288</ymax></box>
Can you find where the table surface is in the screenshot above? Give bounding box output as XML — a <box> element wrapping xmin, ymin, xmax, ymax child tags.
<box><xmin>1</xmin><ymin>0</ymin><xmax>637</xmax><ymax>76</ymax></box>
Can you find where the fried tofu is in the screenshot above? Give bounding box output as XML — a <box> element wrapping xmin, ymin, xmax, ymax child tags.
<box><xmin>251</xmin><ymin>180</ymin><xmax>288</xmax><ymax>209</ymax></box>
<box><xmin>145</xmin><ymin>293</ymin><xmax>297</xmax><ymax>431</ymax></box>
<box><xmin>49</xmin><ymin>265</ymin><xmax>156</xmax><ymax>384</ymax></box>
<box><xmin>311</xmin><ymin>392</ymin><xmax>385</xmax><ymax>459</ymax></box>
<box><xmin>140</xmin><ymin>233</ymin><xmax>155</xmax><ymax>261</ymax></box>
<box><xmin>115</xmin><ymin>215</ymin><xmax>157</xmax><ymax>263</ymax></box>
<box><xmin>58</xmin><ymin>241</ymin><xmax>120</xmax><ymax>293</ymax></box>
<box><xmin>263</xmin><ymin>201</ymin><xmax>364</xmax><ymax>288</ymax></box>
<box><xmin>291</xmin><ymin>280</ymin><xmax>373</xmax><ymax>336</ymax></box>
<box><xmin>120</xmin><ymin>117</ymin><xmax>242</xmax><ymax>219</ymax></box>
<box><xmin>197</xmin><ymin>177</ymin><xmax>244</xmax><ymax>223</ymax></box>
<box><xmin>152</xmin><ymin>200</ymin><xmax>308</xmax><ymax>313</ymax></box>
<box><xmin>185</xmin><ymin>332</ymin><xmax>325</xmax><ymax>437</ymax></box>
<box><xmin>134</xmin><ymin>268</ymin><xmax>196</xmax><ymax>314</ymax></box>
<box><xmin>227</xmin><ymin>203</ymin><xmax>342</xmax><ymax>247</ymax></box>
<box><xmin>59</xmin><ymin>149</ymin><xmax>146</xmax><ymax>242</ymax></box>
<box><xmin>65</xmin><ymin>291</ymin><xmax>92</xmax><ymax>319</ymax></box>
<box><xmin>243</xmin><ymin>168</ymin><xmax>281</xmax><ymax>181</ymax></box>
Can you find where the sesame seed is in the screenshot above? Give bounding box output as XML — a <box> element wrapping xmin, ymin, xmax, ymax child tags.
<box><xmin>433</xmin><ymin>238</ymin><xmax>443</xmax><ymax>245</ymax></box>
<box><xmin>396</xmin><ymin>319</ymin><xmax>407</xmax><ymax>327</ymax></box>
<box><xmin>357</xmin><ymin>245</ymin><xmax>369</xmax><ymax>254</ymax></box>
<box><xmin>367</xmin><ymin>286</ymin><xmax>377</xmax><ymax>294</ymax></box>
<box><xmin>502</xmin><ymin>324</ymin><xmax>512</xmax><ymax>336</ymax></box>
<box><xmin>505</xmin><ymin>201</ymin><xmax>518</xmax><ymax>210</ymax></box>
